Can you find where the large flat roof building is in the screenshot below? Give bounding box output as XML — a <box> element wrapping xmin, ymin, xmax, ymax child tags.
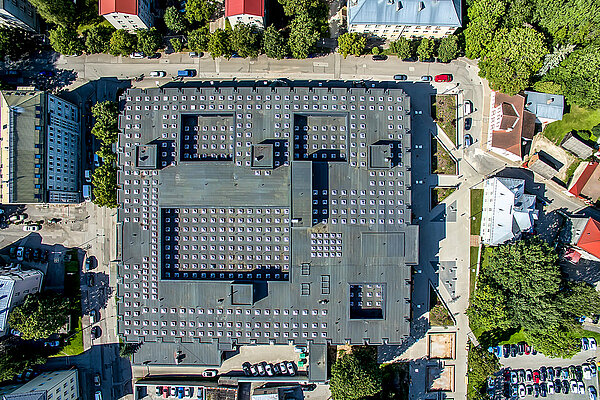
<box><xmin>116</xmin><ymin>83</ymin><xmax>418</xmax><ymax>367</ymax></box>
<box><xmin>0</xmin><ymin>266</ymin><xmax>43</xmax><ymax>336</ymax></box>
<box><xmin>0</xmin><ymin>90</ymin><xmax>81</xmax><ymax>204</ymax></box>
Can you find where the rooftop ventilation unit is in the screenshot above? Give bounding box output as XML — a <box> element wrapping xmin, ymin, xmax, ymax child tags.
<box><xmin>418</xmin><ymin>1</ymin><xmax>425</xmax><ymax>10</ymax></box>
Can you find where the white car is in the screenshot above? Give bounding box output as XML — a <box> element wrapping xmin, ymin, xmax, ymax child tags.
<box><xmin>265</xmin><ymin>363</ymin><xmax>274</xmax><ymax>376</ymax></box>
<box><xmin>129</xmin><ymin>52</ymin><xmax>144</xmax><ymax>59</ymax></box>
<box><xmin>202</xmin><ymin>369</ymin><xmax>217</xmax><ymax>377</ymax></box>
<box><xmin>150</xmin><ymin>71</ymin><xmax>166</xmax><ymax>77</ymax></box>
<box><xmin>23</xmin><ymin>224</ymin><xmax>41</xmax><ymax>231</ymax></box>
<box><xmin>584</xmin><ymin>364</ymin><xmax>592</xmax><ymax>380</ymax></box>
<box><xmin>548</xmin><ymin>381</ymin><xmax>555</xmax><ymax>394</ymax></box>
<box><xmin>518</xmin><ymin>383</ymin><xmax>526</xmax><ymax>398</ymax></box>
<box><xmin>590</xmin><ymin>386</ymin><xmax>597</xmax><ymax>400</ymax></box>
<box><xmin>580</xmin><ymin>382</ymin><xmax>587</xmax><ymax>395</ymax></box>
<box><xmin>589</xmin><ymin>337</ymin><xmax>597</xmax><ymax>350</ymax></box>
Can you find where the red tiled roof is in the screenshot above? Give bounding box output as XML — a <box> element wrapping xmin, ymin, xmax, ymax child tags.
<box><xmin>568</xmin><ymin>161</ymin><xmax>599</xmax><ymax>197</ymax></box>
<box><xmin>490</xmin><ymin>92</ymin><xmax>536</xmax><ymax>159</ymax></box>
<box><xmin>564</xmin><ymin>247</ymin><xmax>582</xmax><ymax>263</ymax></box>
<box><xmin>100</xmin><ymin>0</ymin><xmax>137</xmax><ymax>16</ymax></box>
<box><xmin>225</xmin><ymin>0</ymin><xmax>264</xmax><ymax>17</ymax></box>
<box><xmin>577</xmin><ymin>218</ymin><xmax>600</xmax><ymax>259</ymax></box>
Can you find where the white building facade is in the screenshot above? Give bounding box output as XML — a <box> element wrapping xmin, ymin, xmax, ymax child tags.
<box><xmin>7</xmin><ymin>369</ymin><xmax>79</xmax><ymax>400</ymax></box>
<box><xmin>0</xmin><ymin>267</ymin><xmax>44</xmax><ymax>335</ymax></box>
<box><xmin>100</xmin><ymin>0</ymin><xmax>153</xmax><ymax>32</ymax></box>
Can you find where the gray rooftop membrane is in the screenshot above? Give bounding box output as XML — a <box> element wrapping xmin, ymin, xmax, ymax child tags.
<box><xmin>117</xmin><ymin>84</ymin><xmax>418</xmax><ymax>360</ymax></box>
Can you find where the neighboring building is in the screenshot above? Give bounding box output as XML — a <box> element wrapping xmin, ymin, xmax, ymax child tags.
<box><xmin>0</xmin><ymin>267</ymin><xmax>44</xmax><ymax>336</ymax></box>
<box><xmin>100</xmin><ymin>0</ymin><xmax>153</xmax><ymax>32</ymax></box>
<box><xmin>567</xmin><ymin>217</ymin><xmax>600</xmax><ymax>262</ymax></box>
<box><xmin>561</xmin><ymin>131</ymin><xmax>594</xmax><ymax>159</ymax></box>
<box><xmin>0</xmin><ymin>89</ymin><xmax>81</xmax><ymax>204</ymax></box>
<box><xmin>527</xmin><ymin>152</ymin><xmax>558</xmax><ymax>180</ymax></box>
<box><xmin>225</xmin><ymin>0</ymin><xmax>264</xmax><ymax>28</ymax></box>
<box><xmin>487</xmin><ymin>91</ymin><xmax>536</xmax><ymax>162</ymax></box>
<box><xmin>524</xmin><ymin>91</ymin><xmax>564</xmax><ymax>129</ymax></box>
<box><xmin>117</xmin><ymin>84</ymin><xmax>418</xmax><ymax>367</ymax></box>
<box><xmin>0</xmin><ymin>0</ymin><xmax>38</xmax><ymax>32</ymax></box>
<box><xmin>347</xmin><ymin>0</ymin><xmax>462</xmax><ymax>40</ymax></box>
<box><xmin>2</xmin><ymin>370</ymin><xmax>79</xmax><ymax>400</ymax></box>
<box><xmin>480</xmin><ymin>177</ymin><xmax>538</xmax><ymax>246</ymax></box>
<box><xmin>568</xmin><ymin>161</ymin><xmax>600</xmax><ymax>203</ymax></box>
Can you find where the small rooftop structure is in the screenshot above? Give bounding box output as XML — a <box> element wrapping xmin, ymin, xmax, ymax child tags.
<box><xmin>480</xmin><ymin>177</ymin><xmax>538</xmax><ymax>246</ymax></box>
<box><xmin>487</xmin><ymin>91</ymin><xmax>536</xmax><ymax>162</ymax></box>
<box><xmin>136</xmin><ymin>144</ymin><xmax>158</xmax><ymax>169</ymax></box>
<box><xmin>561</xmin><ymin>131</ymin><xmax>594</xmax><ymax>160</ymax></box>
<box><xmin>251</xmin><ymin>144</ymin><xmax>274</xmax><ymax>169</ymax></box>
<box><xmin>527</xmin><ymin>152</ymin><xmax>558</xmax><ymax>180</ymax></box>
<box><xmin>568</xmin><ymin>161</ymin><xmax>600</xmax><ymax>202</ymax></box>
<box><xmin>524</xmin><ymin>91</ymin><xmax>564</xmax><ymax>127</ymax></box>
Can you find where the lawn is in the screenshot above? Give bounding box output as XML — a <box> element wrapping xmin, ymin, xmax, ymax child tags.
<box><xmin>470</xmin><ymin>189</ymin><xmax>484</xmax><ymax>236</ymax></box>
<box><xmin>498</xmin><ymin>328</ymin><xmax>528</xmax><ymax>345</ymax></box>
<box><xmin>565</xmin><ymin>159</ymin><xmax>582</xmax><ymax>185</ymax></box>
<box><xmin>430</xmin><ymin>187</ymin><xmax>456</xmax><ymax>209</ymax></box>
<box><xmin>470</xmin><ymin>246</ymin><xmax>480</xmax><ymax>296</ymax></box>
<box><xmin>431</xmin><ymin>95</ymin><xmax>458</xmax><ymax>146</ymax></box>
<box><xmin>543</xmin><ymin>105</ymin><xmax>600</xmax><ymax>144</ymax></box>
<box><xmin>431</xmin><ymin>136</ymin><xmax>457</xmax><ymax>175</ymax></box>
<box><xmin>54</xmin><ymin>317</ymin><xmax>84</xmax><ymax>357</ymax></box>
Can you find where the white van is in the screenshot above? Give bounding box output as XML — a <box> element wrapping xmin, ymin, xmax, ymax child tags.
<box><xmin>83</xmin><ymin>185</ymin><xmax>91</xmax><ymax>202</ymax></box>
<box><xmin>84</xmin><ymin>170</ymin><xmax>91</xmax><ymax>183</ymax></box>
<box><xmin>94</xmin><ymin>391</ymin><xmax>102</xmax><ymax>400</ymax></box>
<box><xmin>464</xmin><ymin>100</ymin><xmax>473</xmax><ymax>115</ymax></box>
<box><xmin>94</xmin><ymin>154</ymin><xmax>100</xmax><ymax>167</ymax></box>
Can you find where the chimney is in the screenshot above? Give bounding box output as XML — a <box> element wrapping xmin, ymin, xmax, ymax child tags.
<box><xmin>547</xmin><ymin>97</ymin><xmax>554</xmax><ymax>104</ymax></box>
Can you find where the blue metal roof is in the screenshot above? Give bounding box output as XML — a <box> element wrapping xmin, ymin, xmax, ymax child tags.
<box><xmin>348</xmin><ymin>0</ymin><xmax>462</xmax><ymax>28</ymax></box>
<box><xmin>524</xmin><ymin>91</ymin><xmax>564</xmax><ymax>122</ymax></box>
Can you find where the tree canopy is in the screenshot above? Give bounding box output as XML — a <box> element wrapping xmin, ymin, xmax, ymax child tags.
<box><xmin>467</xmin><ymin>343</ymin><xmax>501</xmax><ymax>400</ymax></box>
<box><xmin>0</xmin><ymin>28</ymin><xmax>35</xmax><ymax>60</ymax></box>
<box><xmin>91</xmin><ymin>101</ymin><xmax>119</xmax><ymax>144</ymax></box>
<box><xmin>92</xmin><ymin>163</ymin><xmax>118</xmax><ymax>208</ymax></box>
<box><xmin>0</xmin><ymin>340</ymin><xmax>46</xmax><ymax>383</ymax></box>
<box><xmin>8</xmin><ymin>292</ymin><xmax>71</xmax><ymax>340</ymax></box>
<box><xmin>207</xmin><ymin>29</ymin><xmax>232</xmax><ymax>59</ymax></box>
<box><xmin>436</xmin><ymin>35</ymin><xmax>461</xmax><ymax>63</ymax></box>
<box><xmin>416</xmin><ymin>38</ymin><xmax>435</xmax><ymax>61</ymax></box>
<box><xmin>288</xmin><ymin>14</ymin><xmax>320</xmax><ymax>59</ymax></box>
<box><xmin>164</xmin><ymin>6</ymin><xmax>187</xmax><ymax>33</ymax></box>
<box><xmin>277</xmin><ymin>0</ymin><xmax>322</xmax><ymax>16</ymax></box>
<box><xmin>84</xmin><ymin>25</ymin><xmax>114</xmax><ymax>54</ymax></box>
<box><xmin>337</xmin><ymin>32</ymin><xmax>366</xmax><ymax>58</ymax></box>
<box><xmin>108</xmin><ymin>29</ymin><xmax>137</xmax><ymax>56</ymax></box>
<box><xmin>478</xmin><ymin>27</ymin><xmax>548</xmax><ymax>95</ymax></box>
<box><xmin>262</xmin><ymin>26</ymin><xmax>288</xmax><ymax>59</ymax></box>
<box><xmin>28</xmin><ymin>0</ymin><xmax>75</xmax><ymax>27</ymax></box>
<box><xmin>49</xmin><ymin>26</ymin><xmax>83</xmax><ymax>56</ymax></box>
<box><xmin>185</xmin><ymin>0</ymin><xmax>215</xmax><ymax>23</ymax></box>
<box><xmin>330</xmin><ymin>348</ymin><xmax>382</xmax><ymax>400</ymax></box>
<box><xmin>230</xmin><ymin>23</ymin><xmax>262</xmax><ymax>58</ymax></box>
<box><xmin>390</xmin><ymin>37</ymin><xmax>413</xmax><ymax>60</ymax></box>
<box><xmin>468</xmin><ymin>238</ymin><xmax>600</xmax><ymax>358</ymax></box>
<box><xmin>187</xmin><ymin>26</ymin><xmax>210</xmax><ymax>52</ymax></box>
<box><xmin>136</xmin><ymin>27</ymin><xmax>162</xmax><ymax>56</ymax></box>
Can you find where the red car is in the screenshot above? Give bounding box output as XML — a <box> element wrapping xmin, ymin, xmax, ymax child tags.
<box><xmin>434</xmin><ymin>74</ymin><xmax>453</xmax><ymax>82</ymax></box>
<box><xmin>533</xmin><ymin>370</ymin><xmax>540</xmax><ymax>384</ymax></box>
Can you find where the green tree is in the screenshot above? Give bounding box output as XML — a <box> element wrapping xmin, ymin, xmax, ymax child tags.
<box><xmin>478</xmin><ymin>27</ymin><xmax>548</xmax><ymax>95</ymax></box>
<box><xmin>164</xmin><ymin>6</ymin><xmax>187</xmax><ymax>33</ymax></box>
<box><xmin>277</xmin><ymin>0</ymin><xmax>322</xmax><ymax>16</ymax></box>
<box><xmin>108</xmin><ymin>29</ymin><xmax>137</xmax><ymax>56</ymax></box>
<box><xmin>91</xmin><ymin>101</ymin><xmax>119</xmax><ymax>144</ymax></box>
<box><xmin>288</xmin><ymin>14</ymin><xmax>319</xmax><ymax>59</ymax></box>
<box><xmin>502</xmin><ymin>0</ymin><xmax>534</xmax><ymax>29</ymax></box>
<box><xmin>416</xmin><ymin>38</ymin><xmax>435</xmax><ymax>61</ymax></box>
<box><xmin>136</xmin><ymin>27</ymin><xmax>162</xmax><ymax>56</ymax></box>
<box><xmin>49</xmin><ymin>26</ymin><xmax>83</xmax><ymax>56</ymax></box>
<box><xmin>170</xmin><ymin>37</ymin><xmax>184</xmax><ymax>53</ymax></box>
<box><xmin>8</xmin><ymin>292</ymin><xmax>71</xmax><ymax>340</ymax></box>
<box><xmin>84</xmin><ymin>25</ymin><xmax>114</xmax><ymax>54</ymax></box>
<box><xmin>187</xmin><ymin>26</ymin><xmax>210</xmax><ymax>52</ymax></box>
<box><xmin>230</xmin><ymin>23</ymin><xmax>262</xmax><ymax>58</ymax></box>
<box><xmin>28</xmin><ymin>0</ymin><xmax>75</xmax><ymax>27</ymax></box>
<box><xmin>463</xmin><ymin>0</ymin><xmax>506</xmax><ymax>58</ymax></box>
<box><xmin>92</xmin><ymin>163</ymin><xmax>118</xmax><ymax>208</ymax></box>
<box><xmin>525</xmin><ymin>327</ymin><xmax>581</xmax><ymax>358</ymax></box>
<box><xmin>185</xmin><ymin>0</ymin><xmax>215</xmax><ymax>23</ymax></box>
<box><xmin>533</xmin><ymin>0</ymin><xmax>600</xmax><ymax>45</ymax></box>
<box><xmin>262</xmin><ymin>25</ymin><xmax>288</xmax><ymax>59</ymax></box>
<box><xmin>207</xmin><ymin>29</ymin><xmax>232</xmax><ymax>59</ymax></box>
<box><xmin>97</xmin><ymin>145</ymin><xmax>117</xmax><ymax>164</ymax></box>
<box><xmin>559</xmin><ymin>281</ymin><xmax>600</xmax><ymax>318</ymax></box>
<box><xmin>467</xmin><ymin>284</ymin><xmax>512</xmax><ymax>332</ymax></box>
<box><xmin>0</xmin><ymin>28</ymin><xmax>35</xmax><ymax>60</ymax></box>
<box><xmin>390</xmin><ymin>37</ymin><xmax>413</xmax><ymax>59</ymax></box>
<box><xmin>538</xmin><ymin>44</ymin><xmax>575</xmax><ymax>75</ymax></box>
<box><xmin>330</xmin><ymin>348</ymin><xmax>382</xmax><ymax>400</ymax></box>
<box><xmin>436</xmin><ymin>35</ymin><xmax>460</xmax><ymax>62</ymax></box>
<box><xmin>532</xmin><ymin>80</ymin><xmax>563</xmax><ymax>94</ymax></box>
<box><xmin>467</xmin><ymin>342</ymin><xmax>500</xmax><ymax>400</ymax></box>
<box><xmin>546</xmin><ymin>42</ymin><xmax>600</xmax><ymax>108</ymax></box>
<box><xmin>0</xmin><ymin>341</ymin><xmax>46</xmax><ymax>382</ymax></box>
<box><xmin>337</xmin><ymin>32</ymin><xmax>366</xmax><ymax>58</ymax></box>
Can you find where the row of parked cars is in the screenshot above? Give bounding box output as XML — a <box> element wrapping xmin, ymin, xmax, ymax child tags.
<box><xmin>155</xmin><ymin>386</ymin><xmax>200</xmax><ymax>399</ymax></box>
<box><xmin>509</xmin><ymin>381</ymin><xmax>596</xmax><ymax>398</ymax></box>
<box><xmin>489</xmin><ymin>342</ymin><xmax>538</xmax><ymax>358</ymax></box>
<box><xmin>242</xmin><ymin>361</ymin><xmax>297</xmax><ymax>377</ymax></box>
<box><xmin>10</xmin><ymin>246</ymin><xmax>49</xmax><ymax>263</ymax></box>
<box><xmin>505</xmin><ymin>365</ymin><xmax>599</xmax><ymax>398</ymax></box>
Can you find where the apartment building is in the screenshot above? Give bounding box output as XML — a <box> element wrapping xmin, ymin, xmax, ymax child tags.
<box><xmin>100</xmin><ymin>0</ymin><xmax>153</xmax><ymax>32</ymax></box>
<box><xmin>225</xmin><ymin>0</ymin><xmax>264</xmax><ymax>28</ymax></box>
<box><xmin>3</xmin><ymin>370</ymin><xmax>79</xmax><ymax>400</ymax></box>
<box><xmin>0</xmin><ymin>0</ymin><xmax>39</xmax><ymax>32</ymax></box>
<box><xmin>0</xmin><ymin>89</ymin><xmax>81</xmax><ymax>204</ymax></box>
<box><xmin>0</xmin><ymin>266</ymin><xmax>44</xmax><ymax>336</ymax></box>
<box><xmin>348</xmin><ymin>0</ymin><xmax>461</xmax><ymax>40</ymax></box>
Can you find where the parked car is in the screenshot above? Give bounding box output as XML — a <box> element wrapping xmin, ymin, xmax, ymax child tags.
<box><xmin>464</xmin><ymin>117</ymin><xmax>472</xmax><ymax>130</ymax></box>
<box><xmin>90</xmin><ymin>309</ymin><xmax>98</xmax><ymax>324</ymax></box>
<box><xmin>583</xmin><ymin>337</ymin><xmax>590</xmax><ymax>350</ymax></box>
<box><xmin>286</xmin><ymin>361</ymin><xmax>295</xmax><ymax>376</ymax></box>
<box><xmin>94</xmin><ymin>374</ymin><xmax>101</xmax><ymax>387</ymax></box>
<box><xmin>129</xmin><ymin>52</ymin><xmax>144</xmax><ymax>59</ymax></box>
<box><xmin>189</xmin><ymin>52</ymin><xmax>201</xmax><ymax>58</ymax></box>
<box><xmin>502</xmin><ymin>344</ymin><xmax>510</xmax><ymax>358</ymax></box>
<box><xmin>170</xmin><ymin>387</ymin><xmax>177</xmax><ymax>397</ymax></box>
<box><xmin>185</xmin><ymin>388</ymin><xmax>192</xmax><ymax>397</ymax></box>
<box><xmin>177</xmin><ymin>69</ymin><xmax>197</xmax><ymax>77</ymax></box>
<box><xmin>554</xmin><ymin>380</ymin><xmax>561</xmax><ymax>393</ymax></box>
<box><xmin>16</xmin><ymin>246</ymin><xmax>24</xmax><ymax>261</ymax></box>
<box><xmin>420</xmin><ymin>75</ymin><xmax>432</xmax><ymax>82</ymax></box>
<box><xmin>264</xmin><ymin>363</ymin><xmax>274</xmax><ymax>376</ymax></box>
<box><xmin>249</xmin><ymin>364</ymin><xmax>258</xmax><ymax>376</ymax></box>
<box><xmin>584</xmin><ymin>364</ymin><xmax>592</xmax><ymax>380</ymax></box>
<box><xmin>163</xmin><ymin>387</ymin><xmax>170</xmax><ymax>399</ymax></box>
<box><xmin>580</xmin><ymin>382</ymin><xmax>587</xmax><ymax>395</ymax></box>
<box><xmin>91</xmin><ymin>326</ymin><xmax>101</xmax><ymax>339</ymax></box>
<box><xmin>272</xmin><ymin>363</ymin><xmax>281</xmax><ymax>375</ymax></box>
<box><xmin>23</xmin><ymin>224</ymin><xmax>41</xmax><ymax>232</ymax></box>
<box><xmin>434</xmin><ymin>74</ymin><xmax>453</xmax><ymax>82</ymax></box>
<box><xmin>393</xmin><ymin>74</ymin><xmax>407</xmax><ymax>81</ymax></box>
<box><xmin>590</xmin><ymin>337</ymin><xmax>597</xmax><ymax>350</ymax></box>
<box><xmin>590</xmin><ymin>386</ymin><xmax>597</xmax><ymax>400</ymax></box>
<box><xmin>524</xmin><ymin>343</ymin><xmax>531</xmax><ymax>355</ymax></box>
<box><xmin>256</xmin><ymin>363</ymin><xmax>265</xmax><ymax>376</ymax></box>
<box><xmin>540</xmin><ymin>366</ymin><xmax>547</xmax><ymax>381</ymax></box>
<box><xmin>464</xmin><ymin>100</ymin><xmax>473</xmax><ymax>115</ymax></box>
<box><xmin>150</xmin><ymin>71</ymin><xmax>167</xmax><ymax>77</ymax></box>
<box><xmin>278</xmin><ymin>361</ymin><xmax>288</xmax><ymax>374</ymax></box>
<box><xmin>85</xmin><ymin>256</ymin><xmax>94</xmax><ymax>271</ymax></box>
<box><xmin>44</xmin><ymin>340</ymin><xmax>60</xmax><ymax>347</ymax></box>
<box><xmin>540</xmin><ymin>382</ymin><xmax>547</xmax><ymax>397</ymax></box>
<box><xmin>526</xmin><ymin>369</ymin><xmax>533</xmax><ymax>383</ymax></box>
<box><xmin>533</xmin><ymin>370</ymin><xmax>540</xmax><ymax>384</ymax></box>
<box><xmin>518</xmin><ymin>383</ymin><xmax>526</xmax><ymax>398</ymax></box>
<box><xmin>10</xmin><ymin>329</ymin><xmax>21</xmax><ymax>336</ymax></box>
<box><xmin>42</xmin><ymin>250</ymin><xmax>49</xmax><ymax>263</ymax></box>
<box><xmin>301</xmin><ymin>384</ymin><xmax>317</xmax><ymax>392</ymax></box>
<box><xmin>571</xmin><ymin>380</ymin><xmax>579</xmax><ymax>393</ymax></box>
<box><xmin>548</xmin><ymin>367</ymin><xmax>555</xmax><ymax>381</ymax></box>
<box><xmin>548</xmin><ymin>381</ymin><xmax>555</xmax><ymax>394</ymax></box>
<box><xmin>85</xmin><ymin>170</ymin><xmax>92</xmax><ymax>183</ymax></box>
<box><xmin>9</xmin><ymin>246</ymin><xmax>16</xmax><ymax>258</ymax></box>
<box><xmin>33</xmin><ymin>248</ymin><xmax>41</xmax><ymax>262</ymax></box>
<box><xmin>242</xmin><ymin>362</ymin><xmax>252</xmax><ymax>376</ymax></box>
<box><xmin>202</xmin><ymin>369</ymin><xmax>217</xmax><ymax>377</ymax></box>
<box><xmin>372</xmin><ymin>54</ymin><xmax>388</xmax><ymax>61</ymax></box>
<box><xmin>177</xmin><ymin>387</ymin><xmax>185</xmax><ymax>399</ymax></box>
<box><xmin>24</xmin><ymin>247</ymin><xmax>32</xmax><ymax>261</ymax></box>
<box><xmin>563</xmin><ymin>380</ymin><xmax>570</xmax><ymax>394</ymax></box>
<box><xmin>510</xmin><ymin>344</ymin><xmax>518</xmax><ymax>357</ymax></box>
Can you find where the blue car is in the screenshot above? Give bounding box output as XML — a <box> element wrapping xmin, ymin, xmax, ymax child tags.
<box><xmin>177</xmin><ymin>387</ymin><xmax>184</xmax><ymax>399</ymax></box>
